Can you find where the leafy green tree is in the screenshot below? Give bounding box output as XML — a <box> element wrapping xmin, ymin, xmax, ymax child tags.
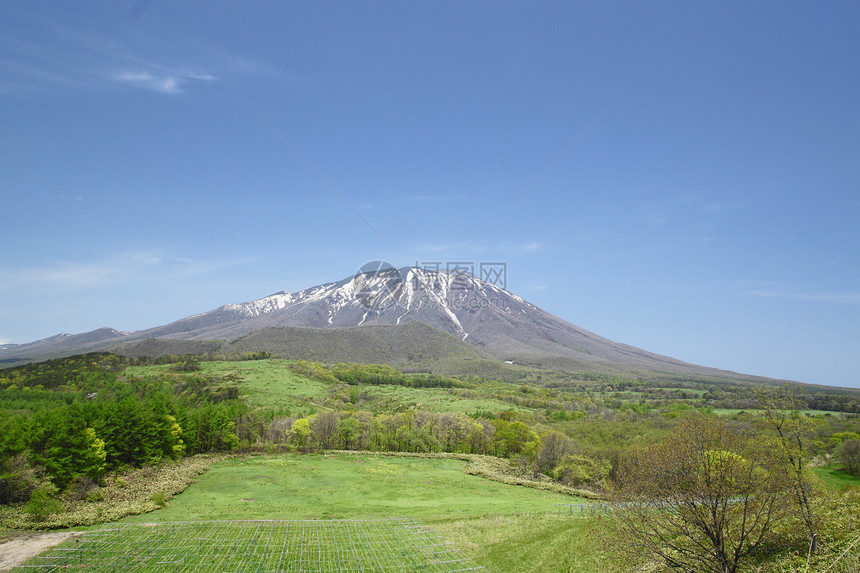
<box><xmin>603</xmin><ymin>416</ymin><xmax>793</xmax><ymax>573</ymax></box>
<box><xmin>291</xmin><ymin>418</ymin><xmax>310</xmax><ymax>451</ymax></box>
<box><xmin>185</xmin><ymin>404</ymin><xmax>240</xmax><ymax>453</ymax></box>
<box><xmin>37</xmin><ymin>414</ymin><xmax>106</xmax><ymax>490</ymax></box>
<box><xmin>336</xmin><ymin>416</ymin><xmax>360</xmax><ymax>450</ymax></box>
<box><xmin>493</xmin><ymin>420</ymin><xmax>539</xmax><ymax>457</ymax></box>
<box><xmin>24</xmin><ymin>484</ymin><xmax>64</xmax><ymax>521</ymax></box>
<box><xmin>0</xmin><ymin>453</ymin><xmax>44</xmax><ymax>504</ymax></box>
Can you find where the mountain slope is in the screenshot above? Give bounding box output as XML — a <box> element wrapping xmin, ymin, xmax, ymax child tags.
<box><xmin>0</xmin><ymin>267</ymin><xmax>782</xmax><ymax>384</ymax></box>
<box><xmin>113</xmin><ymin>321</ymin><xmax>497</xmax><ymax>369</ymax></box>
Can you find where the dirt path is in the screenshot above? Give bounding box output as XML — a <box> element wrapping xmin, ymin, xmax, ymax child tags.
<box><xmin>0</xmin><ymin>531</ymin><xmax>80</xmax><ymax>571</ymax></box>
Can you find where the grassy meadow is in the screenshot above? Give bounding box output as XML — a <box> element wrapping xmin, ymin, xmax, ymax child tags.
<box><xmin>115</xmin><ymin>453</ymin><xmax>609</xmax><ymax>573</ymax></box>
<box><xmin>125</xmin><ymin>360</ymin><xmax>329</xmax><ymax>413</ymax></box>
<box><xmin>126</xmin><ymin>359</ymin><xmax>527</xmax><ymax>416</ymax></box>
<box><xmin>122</xmin><ymin>454</ymin><xmax>587</xmax><ymax>522</ymax></box>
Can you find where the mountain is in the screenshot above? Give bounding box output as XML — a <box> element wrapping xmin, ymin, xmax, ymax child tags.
<box><xmin>0</xmin><ymin>267</ymin><xmax>781</xmax><ymax>383</ymax></box>
<box><xmin>0</xmin><ymin>328</ymin><xmax>130</xmax><ymax>364</ymax></box>
<box><xmin>113</xmin><ymin>321</ymin><xmax>499</xmax><ymax>371</ymax></box>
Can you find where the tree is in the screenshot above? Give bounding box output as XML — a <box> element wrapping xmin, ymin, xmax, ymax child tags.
<box><xmin>291</xmin><ymin>418</ymin><xmax>311</xmax><ymax>451</ymax></box>
<box><xmin>534</xmin><ymin>430</ymin><xmax>574</xmax><ymax>476</ymax></box>
<box><xmin>839</xmin><ymin>439</ymin><xmax>860</xmax><ymax>476</ymax></box>
<box><xmin>756</xmin><ymin>387</ymin><xmax>822</xmax><ymax>552</ymax></box>
<box><xmin>336</xmin><ymin>416</ymin><xmax>360</xmax><ymax>450</ymax></box>
<box><xmin>492</xmin><ymin>420</ymin><xmax>539</xmax><ymax>457</ymax></box>
<box><xmin>312</xmin><ymin>411</ymin><xmax>339</xmax><ymax>450</ymax></box>
<box><xmin>603</xmin><ymin>416</ymin><xmax>792</xmax><ymax>573</ymax></box>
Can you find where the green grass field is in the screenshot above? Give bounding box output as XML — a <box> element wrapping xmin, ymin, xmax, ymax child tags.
<box><xmin>11</xmin><ymin>453</ymin><xmax>610</xmax><ymax>571</ymax></box>
<box><xmin>121</xmin><ymin>454</ymin><xmax>586</xmax><ymax>522</ymax></box>
<box><xmin>110</xmin><ymin>453</ymin><xmax>610</xmax><ymax>572</ymax></box>
<box><xmin>205</xmin><ymin>360</ymin><xmax>329</xmax><ymax>412</ymax></box>
<box><xmin>18</xmin><ymin>519</ymin><xmax>481</xmax><ymax>572</ymax></box>
<box><xmin>710</xmin><ymin>407</ymin><xmax>846</xmax><ymax>417</ymax></box>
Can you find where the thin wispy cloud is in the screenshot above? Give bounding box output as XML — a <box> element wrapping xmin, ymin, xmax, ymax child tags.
<box><xmin>0</xmin><ymin>11</ymin><xmax>254</xmax><ymax>97</ymax></box>
<box><xmin>517</xmin><ymin>241</ymin><xmax>542</xmax><ymax>253</ymax></box>
<box><xmin>126</xmin><ymin>0</ymin><xmax>154</xmax><ymax>23</ymax></box>
<box><xmin>748</xmin><ymin>290</ymin><xmax>860</xmax><ymax>304</ymax></box>
<box><xmin>0</xmin><ymin>252</ymin><xmax>256</xmax><ymax>292</ymax></box>
<box><xmin>112</xmin><ymin>68</ymin><xmax>215</xmax><ymax>94</ymax></box>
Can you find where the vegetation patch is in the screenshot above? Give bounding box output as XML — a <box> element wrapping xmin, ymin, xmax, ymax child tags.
<box><xmin>0</xmin><ymin>455</ymin><xmax>217</xmax><ymax>530</ymax></box>
<box><xmin>435</xmin><ymin>514</ymin><xmax>611</xmax><ymax>573</ymax></box>
<box><xmin>12</xmin><ymin>518</ymin><xmax>482</xmax><ymax>572</ymax></box>
<box><xmin>121</xmin><ymin>454</ymin><xmax>586</xmax><ymax>523</ymax></box>
<box><xmin>4</xmin><ymin>353</ymin><xmax>860</xmax><ymax>571</ymax></box>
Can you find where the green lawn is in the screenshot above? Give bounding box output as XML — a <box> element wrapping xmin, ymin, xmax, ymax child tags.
<box><xmin>435</xmin><ymin>514</ymin><xmax>611</xmax><ymax>573</ymax></box>
<box><xmin>115</xmin><ymin>453</ymin><xmax>610</xmax><ymax>573</ymax></box>
<box><xmin>122</xmin><ymin>454</ymin><xmax>585</xmax><ymax>522</ymax></box>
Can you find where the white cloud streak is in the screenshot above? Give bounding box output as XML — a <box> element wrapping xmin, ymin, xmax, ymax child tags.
<box><xmin>112</xmin><ymin>68</ymin><xmax>215</xmax><ymax>94</ymax></box>
<box><xmin>0</xmin><ymin>251</ymin><xmax>256</xmax><ymax>292</ymax></box>
<box><xmin>747</xmin><ymin>290</ymin><xmax>860</xmax><ymax>304</ymax></box>
<box><xmin>0</xmin><ymin>13</ymin><xmax>259</xmax><ymax>97</ymax></box>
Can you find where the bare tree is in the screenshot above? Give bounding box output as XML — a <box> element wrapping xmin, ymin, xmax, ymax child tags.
<box><xmin>603</xmin><ymin>416</ymin><xmax>792</xmax><ymax>573</ymax></box>
<box><xmin>756</xmin><ymin>386</ymin><xmax>822</xmax><ymax>553</ymax></box>
<box><xmin>839</xmin><ymin>439</ymin><xmax>860</xmax><ymax>477</ymax></box>
<box><xmin>311</xmin><ymin>411</ymin><xmax>339</xmax><ymax>450</ymax></box>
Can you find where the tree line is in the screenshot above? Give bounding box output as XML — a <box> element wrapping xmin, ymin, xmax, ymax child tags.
<box><xmin>0</xmin><ymin>358</ymin><xmax>243</xmax><ymax>505</ymax></box>
<box><xmin>287</xmin><ymin>360</ymin><xmax>467</xmax><ymax>389</ymax></box>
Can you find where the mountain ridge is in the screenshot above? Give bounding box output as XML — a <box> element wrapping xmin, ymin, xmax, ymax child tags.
<box><xmin>0</xmin><ymin>266</ymin><xmax>789</xmax><ymax>385</ymax></box>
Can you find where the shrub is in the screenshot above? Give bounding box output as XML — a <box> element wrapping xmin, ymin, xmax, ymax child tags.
<box><xmin>24</xmin><ymin>485</ymin><xmax>65</xmax><ymax>521</ymax></box>
<box><xmin>553</xmin><ymin>454</ymin><xmax>610</xmax><ymax>489</ymax></box>
<box><xmin>66</xmin><ymin>475</ymin><xmax>100</xmax><ymax>502</ymax></box>
<box><xmin>0</xmin><ymin>454</ymin><xmax>44</xmax><ymax>504</ymax></box>
<box><xmin>150</xmin><ymin>491</ymin><xmax>167</xmax><ymax>507</ymax></box>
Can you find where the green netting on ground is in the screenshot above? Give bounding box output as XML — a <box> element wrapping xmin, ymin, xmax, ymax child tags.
<box><xmin>12</xmin><ymin>519</ymin><xmax>483</xmax><ymax>572</ymax></box>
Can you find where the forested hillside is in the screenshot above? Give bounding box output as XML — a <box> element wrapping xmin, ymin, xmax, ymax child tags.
<box><xmin>3</xmin><ymin>353</ymin><xmax>859</xmax><ymax>517</ymax></box>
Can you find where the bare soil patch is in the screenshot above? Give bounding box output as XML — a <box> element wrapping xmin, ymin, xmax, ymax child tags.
<box><xmin>0</xmin><ymin>531</ymin><xmax>80</xmax><ymax>571</ymax></box>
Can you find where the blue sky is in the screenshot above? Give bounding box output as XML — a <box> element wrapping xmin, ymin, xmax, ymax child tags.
<box><xmin>1</xmin><ymin>2</ymin><xmax>858</xmax><ymax>388</ymax></box>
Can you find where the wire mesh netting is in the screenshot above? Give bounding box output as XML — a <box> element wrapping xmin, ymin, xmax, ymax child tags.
<box><xmin>11</xmin><ymin>519</ymin><xmax>483</xmax><ymax>572</ymax></box>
